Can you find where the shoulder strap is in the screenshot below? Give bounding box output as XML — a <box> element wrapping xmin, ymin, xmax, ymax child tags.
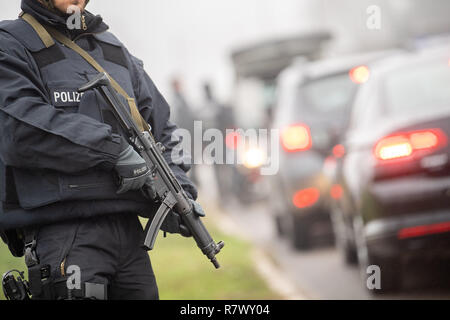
<box><xmin>21</xmin><ymin>13</ymin><xmax>149</xmax><ymax>132</ymax></box>
<box><xmin>19</xmin><ymin>12</ymin><xmax>55</xmax><ymax>48</ymax></box>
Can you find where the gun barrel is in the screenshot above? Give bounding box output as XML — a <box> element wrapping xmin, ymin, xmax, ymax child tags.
<box><xmin>210</xmin><ymin>241</ymin><xmax>225</xmax><ymax>269</ymax></box>
<box><xmin>180</xmin><ymin>209</ymin><xmax>225</xmax><ymax>269</ymax></box>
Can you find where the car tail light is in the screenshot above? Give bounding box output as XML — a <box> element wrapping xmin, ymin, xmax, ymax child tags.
<box><xmin>281</xmin><ymin>124</ymin><xmax>312</xmax><ymax>152</ymax></box>
<box><xmin>349</xmin><ymin>65</ymin><xmax>370</xmax><ymax>84</ymax></box>
<box><xmin>225</xmin><ymin>131</ymin><xmax>241</xmax><ymax>150</ymax></box>
<box><xmin>374</xmin><ymin>129</ymin><xmax>447</xmax><ymax>161</ymax></box>
<box><xmin>243</xmin><ymin>147</ymin><xmax>266</xmax><ymax>169</ymax></box>
<box><xmin>375</xmin><ymin>136</ymin><xmax>413</xmax><ymax>160</ymax></box>
<box><xmin>410</xmin><ymin>131</ymin><xmax>441</xmax><ymax>150</ymax></box>
<box><xmin>398</xmin><ymin>222</ymin><xmax>450</xmax><ymax>240</ymax></box>
<box><xmin>330</xmin><ymin>184</ymin><xmax>343</xmax><ymax>200</ymax></box>
<box><xmin>332</xmin><ymin>144</ymin><xmax>346</xmax><ymax>159</ymax></box>
<box><xmin>292</xmin><ymin>188</ymin><xmax>320</xmax><ymax>209</ymax></box>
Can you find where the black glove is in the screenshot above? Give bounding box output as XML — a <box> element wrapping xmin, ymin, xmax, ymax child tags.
<box><xmin>114</xmin><ymin>144</ymin><xmax>151</xmax><ymax>194</ymax></box>
<box><xmin>162</xmin><ymin>199</ymin><xmax>206</xmax><ymax>238</ymax></box>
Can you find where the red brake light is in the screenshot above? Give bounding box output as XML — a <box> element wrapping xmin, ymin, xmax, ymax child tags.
<box><xmin>332</xmin><ymin>144</ymin><xmax>346</xmax><ymax>158</ymax></box>
<box><xmin>330</xmin><ymin>184</ymin><xmax>343</xmax><ymax>200</ymax></box>
<box><xmin>281</xmin><ymin>124</ymin><xmax>312</xmax><ymax>152</ymax></box>
<box><xmin>374</xmin><ymin>129</ymin><xmax>447</xmax><ymax>161</ymax></box>
<box><xmin>292</xmin><ymin>188</ymin><xmax>320</xmax><ymax>209</ymax></box>
<box><xmin>375</xmin><ymin>136</ymin><xmax>413</xmax><ymax>160</ymax></box>
<box><xmin>410</xmin><ymin>131</ymin><xmax>440</xmax><ymax>150</ymax></box>
<box><xmin>398</xmin><ymin>222</ymin><xmax>450</xmax><ymax>240</ymax></box>
<box><xmin>225</xmin><ymin>131</ymin><xmax>241</xmax><ymax>150</ymax></box>
<box><xmin>349</xmin><ymin>65</ymin><xmax>370</xmax><ymax>84</ymax></box>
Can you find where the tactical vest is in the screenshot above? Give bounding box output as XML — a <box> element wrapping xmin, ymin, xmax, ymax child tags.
<box><xmin>0</xmin><ymin>17</ymin><xmax>150</xmax><ymax>213</ymax></box>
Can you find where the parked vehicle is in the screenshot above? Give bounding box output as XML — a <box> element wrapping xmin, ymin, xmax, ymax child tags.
<box><xmin>331</xmin><ymin>44</ymin><xmax>450</xmax><ymax>293</ymax></box>
<box><xmin>269</xmin><ymin>52</ymin><xmax>394</xmax><ymax>250</ymax></box>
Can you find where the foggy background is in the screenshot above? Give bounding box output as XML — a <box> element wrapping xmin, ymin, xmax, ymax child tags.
<box><xmin>2</xmin><ymin>0</ymin><xmax>449</xmax><ymax>106</ymax></box>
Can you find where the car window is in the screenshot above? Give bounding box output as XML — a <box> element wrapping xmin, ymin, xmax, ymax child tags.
<box><xmin>383</xmin><ymin>58</ymin><xmax>450</xmax><ymax>117</ymax></box>
<box><xmin>345</xmin><ymin>77</ymin><xmax>382</xmax><ymax>144</ymax></box>
<box><xmin>299</xmin><ymin>73</ymin><xmax>357</xmax><ymax>114</ymax></box>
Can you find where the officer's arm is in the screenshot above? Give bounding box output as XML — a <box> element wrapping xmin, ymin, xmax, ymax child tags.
<box><xmin>0</xmin><ymin>35</ymin><xmax>122</xmax><ymax>173</ymax></box>
<box><xmin>130</xmin><ymin>56</ymin><xmax>198</xmax><ymax>201</ymax></box>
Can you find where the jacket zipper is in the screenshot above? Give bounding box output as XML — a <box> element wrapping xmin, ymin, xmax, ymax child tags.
<box><xmin>68</xmin><ymin>183</ymin><xmax>108</xmax><ymax>189</ymax></box>
<box><xmin>81</xmin><ymin>14</ymin><xmax>87</xmax><ymax>31</ymax></box>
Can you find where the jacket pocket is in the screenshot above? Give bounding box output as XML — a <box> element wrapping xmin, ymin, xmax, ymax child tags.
<box><xmin>59</xmin><ymin>168</ymin><xmax>118</xmax><ymax>201</ymax></box>
<box><xmin>0</xmin><ymin>161</ymin><xmax>19</xmax><ymax>204</ymax></box>
<box><xmin>13</xmin><ymin>168</ymin><xmax>61</xmax><ymax>210</ymax></box>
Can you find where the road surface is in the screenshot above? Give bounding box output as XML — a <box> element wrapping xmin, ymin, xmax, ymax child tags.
<box><xmin>196</xmin><ymin>164</ymin><xmax>450</xmax><ymax>299</ymax></box>
<box><xmin>223</xmin><ymin>200</ymin><xmax>450</xmax><ymax>300</ymax></box>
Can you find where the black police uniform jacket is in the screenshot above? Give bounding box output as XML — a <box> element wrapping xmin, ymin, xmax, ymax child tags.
<box><xmin>0</xmin><ymin>1</ymin><xmax>197</xmax><ymax>242</ymax></box>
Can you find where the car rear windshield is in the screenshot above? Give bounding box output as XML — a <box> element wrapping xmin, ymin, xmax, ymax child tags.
<box><xmin>384</xmin><ymin>58</ymin><xmax>450</xmax><ymax>116</ymax></box>
<box><xmin>299</xmin><ymin>73</ymin><xmax>356</xmax><ymax>114</ymax></box>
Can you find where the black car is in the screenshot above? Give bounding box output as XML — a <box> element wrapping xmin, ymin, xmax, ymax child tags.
<box><xmin>331</xmin><ymin>44</ymin><xmax>450</xmax><ymax>292</ymax></box>
<box><xmin>269</xmin><ymin>52</ymin><xmax>394</xmax><ymax>250</ymax></box>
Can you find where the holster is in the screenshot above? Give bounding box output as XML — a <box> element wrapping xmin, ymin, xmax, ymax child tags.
<box><xmin>22</xmin><ymin>228</ymin><xmax>108</xmax><ymax>300</ymax></box>
<box><xmin>23</xmin><ymin>228</ymin><xmax>52</xmax><ymax>298</ymax></box>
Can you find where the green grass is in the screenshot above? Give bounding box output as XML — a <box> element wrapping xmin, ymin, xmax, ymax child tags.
<box><xmin>150</xmin><ymin>224</ymin><xmax>280</xmax><ymax>300</ymax></box>
<box><xmin>0</xmin><ymin>219</ymin><xmax>279</xmax><ymax>300</ymax></box>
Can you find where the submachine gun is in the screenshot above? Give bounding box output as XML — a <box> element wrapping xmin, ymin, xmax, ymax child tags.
<box><xmin>78</xmin><ymin>73</ymin><xmax>224</xmax><ymax>269</ymax></box>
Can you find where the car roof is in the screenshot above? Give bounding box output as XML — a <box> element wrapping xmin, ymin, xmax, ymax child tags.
<box><xmin>281</xmin><ymin>50</ymin><xmax>401</xmax><ymax>83</ymax></box>
<box><xmin>347</xmin><ymin>43</ymin><xmax>450</xmax><ymax>142</ymax></box>
<box><xmin>365</xmin><ymin>43</ymin><xmax>450</xmax><ymax>75</ymax></box>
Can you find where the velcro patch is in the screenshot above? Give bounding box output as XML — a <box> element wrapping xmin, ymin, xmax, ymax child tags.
<box><xmin>50</xmin><ymin>88</ymin><xmax>85</xmax><ymax>107</ymax></box>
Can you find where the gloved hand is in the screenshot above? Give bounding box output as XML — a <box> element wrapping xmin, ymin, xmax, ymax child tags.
<box><xmin>114</xmin><ymin>144</ymin><xmax>151</xmax><ymax>194</ymax></box>
<box><xmin>162</xmin><ymin>199</ymin><xmax>206</xmax><ymax>238</ymax></box>
<box><xmin>189</xmin><ymin>199</ymin><xmax>206</xmax><ymax>218</ymax></box>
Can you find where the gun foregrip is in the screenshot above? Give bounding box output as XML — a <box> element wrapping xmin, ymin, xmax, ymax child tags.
<box><xmin>181</xmin><ymin>210</ymin><xmax>225</xmax><ymax>269</ymax></box>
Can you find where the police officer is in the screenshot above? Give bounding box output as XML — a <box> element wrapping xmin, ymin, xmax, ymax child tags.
<box><xmin>0</xmin><ymin>0</ymin><xmax>200</xmax><ymax>300</ymax></box>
